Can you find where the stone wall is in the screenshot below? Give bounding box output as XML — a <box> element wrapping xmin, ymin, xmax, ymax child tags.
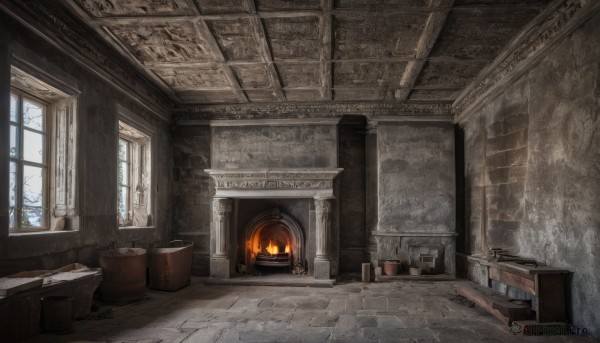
<box><xmin>0</xmin><ymin>11</ymin><xmax>173</xmax><ymax>275</ymax></box>
<box><xmin>211</xmin><ymin>125</ymin><xmax>338</xmax><ymax>169</ymax></box>
<box><xmin>172</xmin><ymin>125</ymin><xmax>212</xmax><ymax>275</ymax></box>
<box><xmin>462</xmin><ymin>13</ymin><xmax>600</xmax><ymax>336</ymax></box>
<box><xmin>374</xmin><ymin>121</ymin><xmax>456</xmax><ymax>273</ymax></box>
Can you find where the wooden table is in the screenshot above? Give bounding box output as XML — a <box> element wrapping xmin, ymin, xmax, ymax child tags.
<box><xmin>468</xmin><ymin>256</ymin><xmax>569</xmax><ymax>323</ymax></box>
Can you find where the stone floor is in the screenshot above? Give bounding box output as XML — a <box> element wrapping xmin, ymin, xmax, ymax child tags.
<box><xmin>30</xmin><ymin>277</ymin><xmax>596</xmax><ymax>343</ymax></box>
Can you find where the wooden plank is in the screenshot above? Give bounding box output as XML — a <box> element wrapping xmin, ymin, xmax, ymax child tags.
<box><xmin>248</xmin><ymin>15</ymin><xmax>286</xmax><ymax>101</ymax></box>
<box><xmin>396</xmin><ymin>0</ymin><xmax>454</xmax><ymax>101</ymax></box>
<box><xmin>457</xmin><ymin>283</ymin><xmax>532</xmax><ymax>326</ymax></box>
<box><xmin>0</xmin><ymin>278</ymin><xmax>43</xmax><ymax>296</ymax></box>
<box><xmin>489</xmin><ymin>267</ymin><xmax>536</xmax><ymax>295</ymax></box>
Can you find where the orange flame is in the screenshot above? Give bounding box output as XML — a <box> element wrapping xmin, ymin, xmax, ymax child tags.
<box><xmin>285</xmin><ymin>244</ymin><xmax>290</xmax><ymax>253</ymax></box>
<box><xmin>265</xmin><ymin>240</ymin><xmax>278</xmax><ymax>255</ymax></box>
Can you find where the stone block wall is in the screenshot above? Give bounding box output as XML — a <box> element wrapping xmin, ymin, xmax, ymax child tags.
<box><xmin>461</xmin><ymin>12</ymin><xmax>600</xmax><ymax>336</ymax></box>
<box><xmin>373</xmin><ymin>121</ymin><xmax>456</xmax><ymax>273</ymax></box>
<box><xmin>211</xmin><ymin>125</ymin><xmax>338</xmax><ymax>169</ymax></box>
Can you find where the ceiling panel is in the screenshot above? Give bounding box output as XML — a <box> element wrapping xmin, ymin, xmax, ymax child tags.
<box><xmin>414</xmin><ymin>61</ymin><xmax>488</xmax><ymax>89</ymax></box>
<box><xmin>333</xmin><ymin>61</ymin><xmax>406</xmax><ymax>88</ymax></box>
<box><xmin>256</xmin><ymin>0</ymin><xmax>321</xmax><ymax>11</ymax></box>
<box><xmin>430</xmin><ymin>8</ymin><xmax>542</xmax><ymax>60</ymax></box>
<box><xmin>230</xmin><ymin>64</ymin><xmax>272</xmax><ymax>89</ymax></box>
<box><xmin>206</xmin><ymin>19</ymin><xmax>262</xmax><ymax>62</ymax></box>
<box><xmin>262</xmin><ymin>17</ymin><xmax>321</xmax><ymax>61</ymax></box>
<box><xmin>194</xmin><ymin>0</ymin><xmax>247</xmax><ymax>14</ymax></box>
<box><xmin>107</xmin><ymin>23</ymin><xmax>214</xmax><ymax>64</ymax></box>
<box><xmin>333</xmin><ymin>14</ymin><xmax>428</xmax><ymax>60</ymax></box>
<box><xmin>74</xmin><ymin>0</ymin><xmax>194</xmax><ymax>17</ymax></box>
<box><xmin>276</xmin><ymin>63</ymin><xmax>321</xmax><ymax>88</ymax></box>
<box><xmin>153</xmin><ymin>67</ymin><xmax>230</xmax><ymax>90</ymax></box>
<box><xmin>285</xmin><ymin>89</ymin><xmax>322</xmax><ymax>101</ymax></box>
<box><xmin>334</xmin><ymin>0</ymin><xmax>430</xmax><ymax>10</ymax></box>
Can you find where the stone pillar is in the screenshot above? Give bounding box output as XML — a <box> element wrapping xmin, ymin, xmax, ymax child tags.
<box><xmin>211</xmin><ymin>197</ymin><xmax>232</xmax><ymax>279</ymax></box>
<box><xmin>314</xmin><ymin>196</ymin><xmax>333</xmax><ymax>279</ymax></box>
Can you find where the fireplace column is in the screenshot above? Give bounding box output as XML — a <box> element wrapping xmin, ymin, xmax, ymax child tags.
<box><xmin>314</xmin><ymin>196</ymin><xmax>333</xmax><ymax>279</ymax></box>
<box><xmin>211</xmin><ymin>197</ymin><xmax>232</xmax><ymax>279</ymax></box>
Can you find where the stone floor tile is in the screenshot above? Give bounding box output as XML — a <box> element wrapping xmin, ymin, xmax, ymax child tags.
<box><xmin>32</xmin><ymin>279</ymin><xmax>595</xmax><ymax>343</ymax></box>
<box><xmin>363</xmin><ymin>296</ymin><xmax>387</xmax><ymax>310</ymax></box>
<box><xmin>356</xmin><ymin>315</ymin><xmax>378</xmax><ymax>328</ymax></box>
<box><xmin>363</xmin><ymin>327</ymin><xmax>436</xmax><ymax>340</ymax></box>
<box><xmin>310</xmin><ymin>313</ymin><xmax>339</xmax><ymax>327</ymax></box>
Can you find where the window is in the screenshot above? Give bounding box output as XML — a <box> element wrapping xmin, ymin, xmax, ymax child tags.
<box><xmin>118</xmin><ymin>120</ymin><xmax>152</xmax><ymax>227</ymax></box>
<box><xmin>9</xmin><ymin>92</ymin><xmax>48</xmax><ymax>231</ymax></box>
<box><xmin>8</xmin><ymin>65</ymin><xmax>79</xmax><ymax>233</ymax></box>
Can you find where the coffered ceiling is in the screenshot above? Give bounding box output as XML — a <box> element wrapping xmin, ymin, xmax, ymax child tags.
<box><xmin>62</xmin><ymin>0</ymin><xmax>551</xmax><ymax>105</ymax></box>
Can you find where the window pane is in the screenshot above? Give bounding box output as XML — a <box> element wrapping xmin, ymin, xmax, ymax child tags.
<box><xmin>9</xmin><ymin>162</ymin><xmax>17</xmax><ymax>229</ymax></box>
<box><xmin>118</xmin><ymin>139</ymin><xmax>129</xmax><ymax>161</ymax></box>
<box><xmin>118</xmin><ymin>186</ymin><xmax>129</xmax><ymax>220</ymax></box>
<box><xmin>10</xmin><ymin>125</ymin><xmax>18</xmax><ymax>158</ymax></box>
<box><xmin>22</xmin><ymin>165</ymin><xmax>44</xmax><ymax>207</ymax></box>
<box><xmin>119</xmin><ymin>162</ymin><xmax>129</xmax><ymax>186</ymax></box>
<box><xmin>10</xmin><ymin>94</ymin><xmax>17</xmax><ymax>122</ymax></box>
<box><xmin>23</xmin><ymin>100</ymin><xmax>44</xmax><ymax>131</ymax></box>
<box><xmin>23</xmin><ymin>130</ymin><xmax>44</xmax><ymax>164</ymax></box>
<box><xmin>22</xmin><ymin>207</ymin><xmax>44</xmax><ymax>228</ymax></box>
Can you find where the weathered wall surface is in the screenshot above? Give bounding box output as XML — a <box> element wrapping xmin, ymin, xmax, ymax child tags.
<box><xmin>375</xmin><ymin>122</ymin><xmax>456</xmax><ymax>272</ymax></box>
<box><xmin>172</xmin><ymin>125</ymin><xmax>212</xmax><ymax>275</ymax></box>
<box><xmin>211</xmin><ymin>125</ymin><xmax>337</xmax><ymax>169</ymax></box>
<box><xmin>462</xmin><ymin>13</ymin><xmax>600</xmax><ymax>336</ymax></box>
<box><xmin>377</xmin><ymin>122</ymin><xmax>455</xmax><ymax>232</ymax></box>
<box><xmin>0</xmin><ymin>12</ymin><xmax>173</xmax><ymax>275</ymax></box>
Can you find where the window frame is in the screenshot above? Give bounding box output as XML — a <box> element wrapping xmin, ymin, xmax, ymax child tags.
<box><xmin>117</xmin><ymin>109</ymin><xmax>155</xmax><ymax>229</ymax></box>
<box><xmin>117</xmin><ymin>136</ymin><xmax>133</xmax><ymax>225</ymax></box>
<box><xmin>9</xmin><ymin>89</ymin><xmax>51</xmax><ymax>232</ymax></box>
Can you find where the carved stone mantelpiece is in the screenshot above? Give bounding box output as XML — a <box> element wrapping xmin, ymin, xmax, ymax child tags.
<box><xmin>205</xmin><ymin>168</ymin><xmax>343</xmax><ymax>198</ymax></box>
<box><xmin>206</xmin><ymin>168</ymin><xmax>342</xmax><ymax>281</ymax></box>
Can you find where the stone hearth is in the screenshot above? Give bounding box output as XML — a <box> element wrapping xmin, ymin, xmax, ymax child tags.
<box><xmin>205</xmin><ymin>169</ymin><xmax>342</xmax><ymax>280</ymax></box>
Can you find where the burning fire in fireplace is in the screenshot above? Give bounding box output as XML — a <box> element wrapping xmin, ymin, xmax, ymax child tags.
<box><xmin>262</xmin><ymin>240</ymin><xmax>291</xmax><ymax>255</ymax></box>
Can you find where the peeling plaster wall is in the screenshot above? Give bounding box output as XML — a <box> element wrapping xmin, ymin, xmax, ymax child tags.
<box><xmin>0</xmin><ymin>12</ymin><xmax>173</xmax><ymax>275</ymax></box>
<box><xmin>462</xmin><ymin>13</ymin><xmax>600</xmax><ymax>336</ymax></box>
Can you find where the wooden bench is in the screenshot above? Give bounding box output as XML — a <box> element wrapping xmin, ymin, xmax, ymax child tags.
<box><xmin>457</xmin><ymin>283</ymin><xmax>532</xmax><ymax>325</ymax></box>
<box><xmin>468</xmin><ymin>256</ymin><xmax>569</xmax><ymax>323</ymax></box>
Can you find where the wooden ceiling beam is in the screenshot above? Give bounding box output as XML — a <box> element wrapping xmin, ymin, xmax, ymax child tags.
<box><xmin>247</xmin><ymin>0</ymin><xmax>286</xmax><ymax>102</ymax></box>
<box><xmin>192</xmin><ymin>19</ymin><xmax>249</xmax><ymax>103</ymax></box>
<box><xmin>395</xmin><ymin>0</ymin><xmax>455</xmax><ymax>102</ymax></box>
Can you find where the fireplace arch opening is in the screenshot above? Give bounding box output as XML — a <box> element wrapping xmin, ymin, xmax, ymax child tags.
<box><xmin>244</xmin><ymin>208</ymin><xmax>304</xmax><ymax>273</ymax></box>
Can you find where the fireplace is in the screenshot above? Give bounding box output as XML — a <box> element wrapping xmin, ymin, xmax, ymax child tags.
<box><xmin>205</xmin><ymin>168</ymin><xmax>342</xmax><ymax>280</ymax></box>
<box><xmin>244</xmin><ymin>208</ymin><xmax>304</xmax><ymax>273</ymax></box>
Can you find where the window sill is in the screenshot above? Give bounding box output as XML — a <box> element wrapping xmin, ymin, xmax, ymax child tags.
<box><xmin>9</xmin><ymin>229</ymin><xmax>79</xmax><ymax>237</ymax></box>
<box><xmin>119</xmin><ymin>226</ymin><xmax>156</xmax><ymax>230</ymax></box>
